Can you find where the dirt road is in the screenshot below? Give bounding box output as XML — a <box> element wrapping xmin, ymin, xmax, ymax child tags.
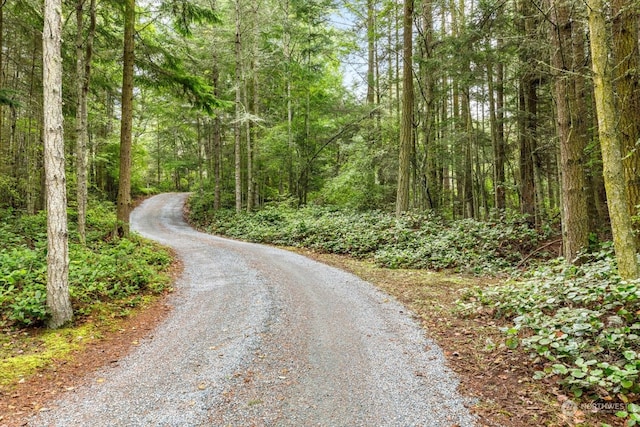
<box><xmin>30</xmin><ymin>193</ymin><xmax>476</xmax><ymax>426</ymax></box>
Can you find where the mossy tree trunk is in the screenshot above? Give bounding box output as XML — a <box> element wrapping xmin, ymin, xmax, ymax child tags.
<box><xmin>587</xmin><ymin>0</ymin><xmax>639</xmax><ymax>280</ymax></box>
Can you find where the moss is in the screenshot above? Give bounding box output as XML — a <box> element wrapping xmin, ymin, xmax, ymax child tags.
<box><xmin>0</xmin><ymin>323</ymin><xmax>97</xmax><ymax>387</ymax></box>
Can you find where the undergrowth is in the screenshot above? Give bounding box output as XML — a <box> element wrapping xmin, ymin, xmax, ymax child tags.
<box><xmin>187</xmin><ymin>194</ymin><xmax>547</xmax><ymax>274</ymax></box>
<box><xmin>0</xmin><ymin>202</ymin><xmax>172</xmax><ymax>328</ymax></box>
<box><xmin>460</xmin><ymin>245</ymin><xmax>640</xmax><ymax>424</ymax></box>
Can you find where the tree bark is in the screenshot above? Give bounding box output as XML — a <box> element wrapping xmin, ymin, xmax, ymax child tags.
<box><xmin>395</xmin><ymin>0</ymin><xmax>413</xmax><ymax>216</ymax></box>
<box><xmin>43</xmin><ymin>0</ymin><xmax>72</xmax><ymax>328</ymax></box>
<box><xmin>587</xmin><ymin>0</ymin><xmax>639</xmax><ymax>280</ymax></box>
<box><xmin>75</xmin><ymin>0</ymin><xmax>96</xmax><ymax>245</ymax></box>
<box><xmin>612</xmin><ymin>0</ymin><xmax>640</xmax><ymax>239</ymax></box>
<box><xmin>518</xmin><ymin>0</ymin><xmax>537</xmax><ymax>224</ymax></box>
<box><xmin>234</xmin><ymin>0</ymin><xmax>242</xmax><ymax>213</ymax></box>
<box><xmin>489</xmin><ymin>35</ymin><xmax>506</xmax><ymax>211</ymax></box>
<box><xmin>116</xmin><ymin>0</ymin><xmax>135</xmax><ymax>236</ymax></box>
<box><xmin>549</xmin><ymin>0</ymin><xmax>589</xmax><ymax>261</ymax></box>
<box><xmin>367</xmin><ymin>0</ymin><xmax>376</xmax><ymax>106</ymax></box>
<box><xmin>212</xmin><ymin>54</ymin><xmax>222</xmax><ymax>210</ymax></box>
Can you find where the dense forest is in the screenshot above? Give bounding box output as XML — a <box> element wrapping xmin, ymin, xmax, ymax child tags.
<box><xmin>3</xmin><ymin>0</ymin><xmax>640</xmax><ymax>422</ymax></box>
<box><xmin>2</xmin><ymin>0</ymin><xmax>639</xmax><ymax>268</ymax></box>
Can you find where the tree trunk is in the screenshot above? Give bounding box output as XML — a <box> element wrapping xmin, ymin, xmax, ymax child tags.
<box><xmin>518</xmin><ymin>0</ymin><xmax>537</xmax><ymax>224</ymax></box>
<box><xmin>489</xmin><ymin>36</ymin><xmax>506</xmax><ymax>211</ymax></box>
<box><xmin>234</xmin><ymin>0</ymin><xmax>242</xmax><ymax>213</ymax></box>
<box><xmin>116</xmin><ymin>0</ymin><xmax>135</xmax><ymax>236</ymax></box>
<box><xmin>421</xmin><ymin>0</ymin><xmax>438</xmax><ymax>210</ymax></box>
<box><xmin>212</xmin><ymin>55</ymin><xmax>222</xmax><ymax>210</ymax></box>
<box><xmin>43</xmin><ymin>0</ymin><xmax>72</xmax><ymax>328</ymax></box>
<box><xmin>587</xmin><ymin>0</ymin><xmax>639</xmax><ymax>280</ymax></box>
<box><xmin>612</xmin><ymin>0</ymin><xmax>640</xmax><ymax>240</ymax></box>
<box><xmin>549</xmin><ymin>0</ymin><xmax>589</xmax><ymax>261</ymax></box>
<box><xmin>395</xmin><ymin>0</ymin><xmax>413</xmax><ymax>216</ymax></box>
<box><xmin>367</xmin><ymin>0</ymin><xmax>375</xmax><ymax>106</ymax></box>
<box><xmin>75</xmin><ymin>0</ymin><xmax>96</xmax><ymax>245</ymax></box>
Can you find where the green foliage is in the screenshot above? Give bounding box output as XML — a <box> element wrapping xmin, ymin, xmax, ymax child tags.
<box><xmin>187</xmin><ymin>195</ymin><xmax>542</xmax><ymax>274</ymax></box>
<box><xmin>161</xmin><ymin>0</ymin><xmax>221</xmax><ymax>37</ymax></box>
<box><xmin>0</xmin><ymin>203</ymin><xmax>172</xmax><ymax>328</ymax></box>
<box><xmin>460</xmin><ymin>246</ymin><xmax>640</xmax><ymax>405</ymax></box>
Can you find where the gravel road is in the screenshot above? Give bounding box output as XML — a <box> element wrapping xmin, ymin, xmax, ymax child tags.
<box><xmin>30</xmin><ymin>193</ymin><xmax>476</xmax><ymax>426</ymax></box>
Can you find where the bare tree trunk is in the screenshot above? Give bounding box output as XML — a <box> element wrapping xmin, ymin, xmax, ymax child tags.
<box><xmin>43</xmin><ymin>0</ymin><xmax>72</xmax><ymax>328</ymax></box>
<box><xmin>395</xmin><ymin>0</ymin><xmax>413</xmax><ymax>216</ymax></box>
<box><xmin>116</xmin><ymin>0</ymin><xmax>135</xmax><ymax>236</ymax></box>
<box><xmin>587</xmin><ymin>0</ymin><xmax>639</xmax><ymax>279</ymax></box>
<box><xmin>421</xmin><ymin>0</ymin><xmax>439</xmax><ymax>210</ymax></box>
<box><xmin>367</xmin><ymin>0</ymin><xmax>375</xmax><ymax>106</ymax></box>
<box><xmin>234</xmin><ymin>0</ymin><xmax>242</xmax><ymax>213</ymax></box>
<box><xmin>488</xmin><ymin>35</ymin><xmax>506</xmax><ymax>211</ymax></box>
<box><xmin>245</xmin><ymin>80</ymin><xmax>253</xmax><ymax>212</ymax></box>
<box><xmin>518</xmin><ymin>0</ymin><xmax>537</xmax><ymax>224</ymax></box>
<box><xmin>549</xmin><ymin>0</ymin><xmax>589</xmax><ymax>260</ymax></box>
<box><xmin>211</xmin><ymin>55</ymin><xmax>222</xmax><ymax>210</ymax></box>
<box><xmin>76</xmin><ymin>0</ymin><xmax>96</xmax><ymax>245</ymax></box>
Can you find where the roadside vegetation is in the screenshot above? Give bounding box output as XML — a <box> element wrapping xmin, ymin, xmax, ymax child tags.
<box><xmin>189</xmin><ymin>194</ymin><xmax>637</xmax><ymax>426</ymax></box>
<box><xmin>0</xmin><ymin>201</ymin><xmax>173</xmax><ymax>389</ymax></box>
<box><xmin>461</xmin><ymin>247</ymin><xmax>640</xmax><ymax>426</ymax></box>
<box><xmin>188</xmin><ymin>195</ymin><xmax>550</xmax><ymax>275</ymax></box>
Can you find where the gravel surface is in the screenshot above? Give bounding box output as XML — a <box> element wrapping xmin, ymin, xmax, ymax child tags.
<box><xmin>30</xmin><ymin>193</ymin><xmax>477</xmax><ymax>426</ymax></box>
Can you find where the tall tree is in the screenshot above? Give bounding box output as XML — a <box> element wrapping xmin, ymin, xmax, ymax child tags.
<box><xmin>395</xmin><ymin>0</ymin><xmax>413</xmax><ymax>216</ymax></box>
<box><xmin>43</xmin><ymin>0</ymin><xmax>72</xmax><ymax>328</ymax></box>
<box><xmin>234</xmin><ymin>0</ymin><xmax>242</xmax><ymax>213</ymax></box>
<box><xmin>549</xmin><ymin>0</ymin><xmax>589</xmax><ymax>261</ymax></box>
<box><xmin>75</xmin><ymin>0</ymin><xmax>96</xmax><ymax>245</ymax></box>
<box><xmin>612</xmin><ymin>0</ymin><xmax>640</xmax><ymax>237</ymax></box>
<box><xmin>517</xmin><ymin>0</ymin><xmax>538</xmax><ymax>224</ymax></box>
<box><xmin>587</xmin><ymin>0</ymin><xmax>639</xmax><ymax>279</ymax></box>
<box><xmin>116</xmin><ymin>0</ymin><xmax>135</xmax><ymax>236</ymax></box>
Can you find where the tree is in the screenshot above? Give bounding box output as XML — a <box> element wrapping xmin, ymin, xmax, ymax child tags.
<box><xmin>587</xmin><ymin>0</ymin><xmax>639</xmax><ymax>280</ymax></box>
<box><xmin>395</xmin><ymin>0</ymin><xmax>413</xmax><ymax>216</ymax></box>
<box><xmin>75</xmin><ymin>0</ymin><xmax>96</xmax><ymax>245</ymax></box>
<box><xmin>43</xmin><ymin>0</ymin><xmax>72</xmax><ymax>328</ymax></box>
<box><xmin>612</xmin><ymin>0</ymin><xmax>640</xmax><ymax>239</ymax></box>
<box><xmin>234</xmin><ymin>0</ymin><xmax>242</xmax><ymax>213</ymax></box>
<box><xmin>116</xmin><ymin>0</ymin><xmax>135</xmax><ymax>236</ymax></box>
<box><xmin>549</xmin><ymin>0</ymin><xmax>589</xmax><ymax>261</ymax></box>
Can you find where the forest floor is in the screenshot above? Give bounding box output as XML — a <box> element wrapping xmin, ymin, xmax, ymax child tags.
<box><xmin>1</xmin><ymin>248</ymin><xmax>621</xmax><ymax>427</ymax></box>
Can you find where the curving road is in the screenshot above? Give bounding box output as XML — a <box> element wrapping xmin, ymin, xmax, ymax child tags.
<box><xmin>30</xmin><ymin>193</ymin><xmax>476</xmax><ymax>426</ymax></box>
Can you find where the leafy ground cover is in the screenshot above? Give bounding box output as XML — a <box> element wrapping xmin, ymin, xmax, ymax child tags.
<box><xmin>461</xmin><ymin>246</ymin><xmax>640</xmax><ymax>426</ymax></box>
<box><xmin>188</xmin><ymin>196</ymin><xmax>547</xmax><ymax>274</ymax></box>
<box><xmin>0</xmin><ymin>201</ymin><xmax>175</xmax><ymax>414</ymax></box>
<box><xmin>0</xmin><ymin>202</ymin><xmax>172</xmax><ymax>328</ymax></box>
